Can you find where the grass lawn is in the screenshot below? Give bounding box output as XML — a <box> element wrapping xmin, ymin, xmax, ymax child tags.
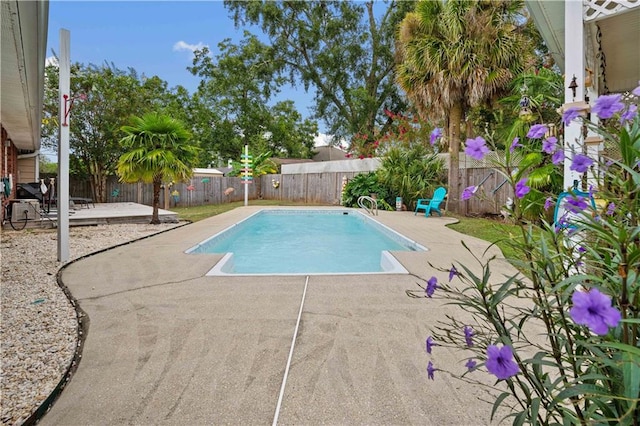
<box><xmin>171</xmin><ymin>200</ymin><xmax>323</xmax><ymax>222</ymax></box>
<box><xmin>172</xmin><ymin>200</ymin><xmax>280</xmax><ymax>222</ymax></box>
<box><xmin>445</xmin><ymin>214</ymin><xmax>525</xmax><ymax>261</ymax></box>
<box><xmin>171</xmin><ymin>202</ymin><xmax>525</xmax><ymax>262</ymax></box>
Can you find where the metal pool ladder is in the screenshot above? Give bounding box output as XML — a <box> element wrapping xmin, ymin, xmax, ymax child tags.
<box><xmin>357</xmin><ymin>195</ymin><xmax>378</xmax><ymax>215</ymax></box>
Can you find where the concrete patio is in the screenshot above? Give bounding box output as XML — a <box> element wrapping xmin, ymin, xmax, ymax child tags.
<box><xmin>41</xmin><ymin>206</ymin><xmax>518</xmax><ymax>425</ymax></box>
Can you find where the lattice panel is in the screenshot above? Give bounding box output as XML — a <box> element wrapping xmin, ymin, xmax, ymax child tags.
<box><xmin>584</xmin><ymin>0</ymin><xmax>640</xmax><ymax>22</ymax></box>
<box><xmin>458</xmin><ymin>151</ymin><xmax>521</xmax><ymax>169</ymax></box>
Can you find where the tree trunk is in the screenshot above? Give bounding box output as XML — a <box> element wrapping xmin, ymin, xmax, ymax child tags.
<box><xmin>99</xmin><ymin>174</ymin><xmax>107</xmax><ymax>203</ymax></box>
<box><xmin>88</xmin><ymin>160</ymin><xmax>107</xmax><ymax>203</ymax></box>
<box><xmin>90</xmin><ymin>171</ymin><xmax>99</xmax><ymax>203</ymax></box>
<box><xmin>151</xmin><ymin>178</ymin><xmax>161</xmax><ymax>224</ymax></box>
<box><xmin>447</xmin><ymin>103</ymin><xmax>463</xmax><ymax>213</ymax></box>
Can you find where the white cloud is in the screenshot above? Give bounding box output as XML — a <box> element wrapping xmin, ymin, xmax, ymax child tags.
<box><xmin>314</xmin><ymin>133</ymin><xmax>347</xmax><ymax>150</ymax></box>
<box><xmin>173</xmin><ymin>40</ymin><xmax>208</xmax><ymax>54</ymax></box>
<box><xmin>314</xmin><ymin>133</ymin><xmax>332</xmax><ymax>147</ymax></box>
<box><xmin>45</xmin><ymin>56</ymin><xmax>59</xmax><ymax>67</ymax></box>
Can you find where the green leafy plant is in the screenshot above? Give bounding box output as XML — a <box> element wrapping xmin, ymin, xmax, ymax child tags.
<box><xmin>417</xmin><ymin>88</ymin><xmax>640</xmax><ymax>425</ymax></box>
<box><xmin>377</xmin><ymin>143</ymin><xmax>446</xmax><ymax>211</ymax></box>
<box><xmin>341</xmin><ymin>172</ymin><xmax>393</xmax><ymax>210</ymax></box>
<box><xmin>117</xmin><ymin>113</ymin><xmax>200</xmax><ymax>224</ymax></box>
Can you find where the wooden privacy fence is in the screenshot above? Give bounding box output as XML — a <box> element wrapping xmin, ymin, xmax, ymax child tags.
<box><xmin>69</xmin><ymin>169</ymin><xmax>513</xmax><ymax>215</ymax></box>
<box><xmin>458</xmin><ymin>168</ymin><xmax>513</xmax><ymax>216</ymax></box>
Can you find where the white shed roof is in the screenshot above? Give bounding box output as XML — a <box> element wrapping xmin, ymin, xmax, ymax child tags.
<box><xmin>193</xmin><ymin>168</ymin><xmax>224</xmax><ymax>176</ymax></box>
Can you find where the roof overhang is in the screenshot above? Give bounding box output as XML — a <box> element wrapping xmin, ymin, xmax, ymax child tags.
<box><xmin>525</xmin><ymin>0</ymin><xmax>640</xmax><ymax>94</ymax></box>
<box><xmin>1</xmin><ymin>0</ymin><xmax>49</xmax><ymax>152</ymax></box>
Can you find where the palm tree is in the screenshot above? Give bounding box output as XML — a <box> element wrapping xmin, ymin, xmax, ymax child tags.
<box><xmin>396</xmin><ymin>0</ymin><xmax>532</xmax><ymax>212</ymax></box>
<box><xmin>117</xmin><ymin>113</ymin><xmax>200</xmax><ymax>224</ymax></box>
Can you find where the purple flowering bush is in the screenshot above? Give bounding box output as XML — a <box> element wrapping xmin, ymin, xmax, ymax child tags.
<box><xmin>419</xmin><ymin>85</ymin><xmax>640</xmax><ymax>424</ymax></box>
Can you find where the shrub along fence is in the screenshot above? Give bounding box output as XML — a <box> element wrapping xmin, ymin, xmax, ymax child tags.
<box><xmin>68</xmin><ymin>167</ymin><xmax>513</xmax><ymax>215</ymax></box>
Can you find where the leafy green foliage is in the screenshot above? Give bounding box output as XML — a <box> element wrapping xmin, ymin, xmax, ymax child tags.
<box><xmin>422</xmin><ymin>96</ymin><xmax>640</xmax><ymax>424</ymax></box>
<box><xmin>377</xmin><ymin>144</ymin><xmax>446</xmax><ymax>211</ymax></box>
<box><xmin>117</xmin><ymin>113</ymin><xmax>200</xmax><ymax>224</ymax></box>
<box><xmin>39</xmin><ymin>156</ymin><xmax>58</xmax><ymax>175</ymax></box>
<box><xmin>341</xmin><ymin>172</ymin><xmax>392</xmax><ymax>210</ymax></box>
<box><xmin>224</xmin><ymin>0</ymin><xmax>412</xmax><ymax>150</ymax></box>
<box><xmin>396</xmin><ymin>0</ymin><xmax>534</xmax><ymax>211</ymax></box>
<box><xmin>188</xmin><ymin>36</ymin><xmax>318</xmax><ymax>162</ymax></box>
<box><xmin>473</xmin><ymin>67</ymin><xmax>564</xmax><ymax>151</ymax></box>
<box><xmin>42</xmin><ymin>60</ymin><xmax>189</xmax><ymax>202</ymax></box>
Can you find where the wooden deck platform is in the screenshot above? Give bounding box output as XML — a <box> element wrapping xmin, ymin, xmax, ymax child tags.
<box><xmin>2</xmin><ymin>202</ymin><xmax>179</xmax><ymax>230</ymax></box>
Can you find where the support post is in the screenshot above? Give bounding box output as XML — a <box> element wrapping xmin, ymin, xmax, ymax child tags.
<box><xmin>562</xmin><ymin>1</ymin><xmax>586</xmax><ymax>190</ymax></box>
<box><xmin>57</xmin><ymin>29</ymin><xmax>70</xmax><ymax>262</ymax></box>
<box><xmin>243</xmin><ymin>145</ymin><xmax>249</xmax><ymax>206</ymax></box>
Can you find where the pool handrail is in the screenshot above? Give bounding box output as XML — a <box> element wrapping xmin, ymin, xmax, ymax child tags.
<box><xmin>357</xmin><ymin>195</ymin><xmax>378</xmax><ymax>216</ymax></box>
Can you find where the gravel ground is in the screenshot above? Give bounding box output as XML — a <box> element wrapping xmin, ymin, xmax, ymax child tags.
<box><xmin>0</xmin><ymin>222</ymin><xmax>184</xmax><ymax>425</ymax></box>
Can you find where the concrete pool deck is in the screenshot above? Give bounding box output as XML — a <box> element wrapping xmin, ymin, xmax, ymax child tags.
<box><xmin>42</xmin><ymin>206</ymin><xmax>518</xmax><ymax>425</ymax></box>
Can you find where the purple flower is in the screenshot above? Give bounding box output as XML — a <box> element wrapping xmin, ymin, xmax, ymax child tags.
<box><xmin>552</xmin><ymin>150</ymin><xmax>564</xmax><ymax>165</ymax></box>
<box><xmin>509</xmin><ymin>137</ymin><xmax>521</xmax><ymax>153</ymax></box>
<box><xmin>430</xmin><ymin>127</ymin><xmax>443</xmax><ymax>145</ymax></box>
<box><xmin>448</xmin><ymin>265</ymin><xmax>458</xmax><ymax>282</ymax></box>
<box><xmin>426</xmin><ymin>336</ymin><xmax>435</xmax><ymax>354</ymax></box>
<box><xmin>562</xmin><ymin>107</ymin><xmax>580</xmax><ymax>126</ymax></box>
<box><xmin>570</xmin><ymin>154</ymin><xmax>594</xmax><ymax>173</ymax></box>
<box><xmin>606</xmin><ymin>202</ymin><xmax>615</xmax><ymax>216</ymax></box>
<box><xmin>542</xmin><ymin>136</ymin><xmax>557</xmax><ymax>154</ymax></box>
<box><xmin>555</xmin><ymin>215</ymin><xmax>568</xmax><ymax>233</ymax></box>
<box><xmin>464</xmin><ymin>136</ymin><xmax>490</xmax><ymax>160</ymax></box>
<box><xmin>577</xmin><ymin>245</ymin><xmax>586</xmax><ymax>253</ymax></box>
<box><xmin>527</xmin><ymin>124</ymin><xmax>548</xmax><ymax>139</ymax></box>
<box><xmin>620</xmin><ymin>104</ymin><xmax>637</xmax><ymax>125</ymax></box>
<box><xmin>486</xmin><ymin>345</ymin><xmax>519</xmax><ymax>380</ymax></box>
<box><xmin>544</xmin><ymin>197</ymin><xmax>553</xmax><ymax>211</ymax></box>
<box><xmin>464</xmin><ymin>326</ymin><xmax>474</xmax><ymax>347</ymax></box>
<box><xmin>564</xmin><ymin>195</ymin><xmax>589</xmax><ymax>213</ymax></box>
<box><xmin>461</xmin><ymin>185</ymin><xmax>477</xmax><ymax>200</ymax></box>
<box><xmin>592</xmin><ymin>94</ymin><xmax>624</xmax><ymax>119</ymax></box>
<box><xmin>570</xmin><ymin>288</ymin><xmax>621</xmax><ymax>335</ymax></box>
<box><xmin>588</xmin><ymin>185</ymin><xmax>596</xmax><ymax>198</ymax></box>
<box><xmin>426</xmin><ymin>276</ymin><xmax>438</xmax><ymax>298</ymax></box>
<box><xmin>514</xmin><ymin>179</ymin><xmax>530</xmax><ymax>199</ymax></box>
<box><xmin>633</xmin><ymin>82</ymin><xmax>640</xmax><ymax>97</ymax></box>
<box><xmin>427</xmin><ymin>360</ymin><xmax>435</xmax><ymax>380</ymax></box>
<box><xmin>465</xmin><ymin>359</ymin><xmax>477</xmax><ymax>372</ymax></box>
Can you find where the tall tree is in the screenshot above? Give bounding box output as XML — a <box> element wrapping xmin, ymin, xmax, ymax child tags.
<box><xmin>189</xmin><ymin>36</ymin><xmax>317</xmax><ymax>161</ymax></box>
<box><xmin>263</xmin><ymin>101</ymin><xmax>318</xmax><ymax>158</ymax></box>
<box><xmin>224</xmin><ymin>0</ymin><xmax>413</xmax><ymax>150</ymax></box>
<box><xmin>396</xmin><ymin>0</ymin><xmax>532</xmax><ymax>212</ymax></box>
<box><xmin>42</xmin><ymin>61</ymin><xmax>189</xmax><ymax>202</ymax></box>
<box><xmin>116</xmin><ymin>113</ymin><xmax>199</xmax><ymax>224</ymax></box>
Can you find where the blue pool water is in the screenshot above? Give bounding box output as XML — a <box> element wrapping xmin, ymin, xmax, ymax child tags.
<box><xmin>187</xmin><ymin>210</ymin><xmax>425</xmax><ymax>275</ymax></box>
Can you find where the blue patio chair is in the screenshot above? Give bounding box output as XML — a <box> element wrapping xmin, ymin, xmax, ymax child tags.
<box><xmin>415</xmin><ymin>187</ymin><xmax>447</xmax><ymax>217</ymax></box>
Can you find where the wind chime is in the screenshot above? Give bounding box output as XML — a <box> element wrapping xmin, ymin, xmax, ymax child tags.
<box><xmin>519</xmin><ymin>81</ymin><xmax>533</xmax><ymax>122</ymax></box>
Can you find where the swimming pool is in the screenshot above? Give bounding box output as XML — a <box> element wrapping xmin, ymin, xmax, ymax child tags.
<box><xmin>186</xmin><ymin>209</ymin><xmax>426</xmax><ymax>276</ymax></box>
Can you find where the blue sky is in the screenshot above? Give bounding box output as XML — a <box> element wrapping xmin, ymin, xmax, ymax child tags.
<box><xmin>46</xmin><ymin>1</ymin><xmax>320</xmax><ymax>129</ymax></box>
